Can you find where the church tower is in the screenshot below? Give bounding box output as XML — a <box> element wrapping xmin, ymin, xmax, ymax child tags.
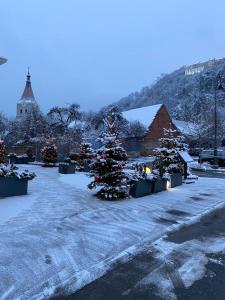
<box><xmin>17</xmin><ymin>70</ymin><xmax>38</xmax><ymax>120</ymax></box>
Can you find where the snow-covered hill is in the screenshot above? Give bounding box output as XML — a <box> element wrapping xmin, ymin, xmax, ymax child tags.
<box><xmin>114</xmin><ymin>60</ymin><xmax>225</xmax><ymax>122</ymax></box>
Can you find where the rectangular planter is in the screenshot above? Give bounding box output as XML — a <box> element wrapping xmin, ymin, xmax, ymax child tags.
<box><xmin>15</xmin><ymin>157</ymin><xmax>29</xmax><ymax>164</ymax></box>
<box><xmin>28</xmin><ymin>157</ymin><xmax>35</xmax><ymax>163</ymax></box>
<box><xmin>0</xmin><ymin>177</ymin><xmax>28</xmax><ymax>197</ymax></box>
<box><xmin>58</xmin><ymin>163</ymin><xmax>76</xmax><ymax>174</ymax></box>
<box><xmin>130</xmin><ymin>179</ymin><xmax>154</xmax><ymax>198</ymax></box>
<box><xmin>8</xmin><ymin>156</ymin><xmax>16</xmax><ymax>164</ymax></box>
<box><xmin>170</xmin><ymin>173</ymin><xmax>182</xmax><ymax>188</ymax></box>
<box><xmin>152</xmin><ymin>178</ymin><xmax>167</xmax><ymax>193</ymax></box>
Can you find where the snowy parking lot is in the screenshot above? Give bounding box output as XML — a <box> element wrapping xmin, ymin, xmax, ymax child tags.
<box><xmin>1</xmin><ymin>165</ymin><xmax>225</xmax><ymax>299</ymax></box>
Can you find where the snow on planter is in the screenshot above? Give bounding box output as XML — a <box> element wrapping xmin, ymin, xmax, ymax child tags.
<box><xmin>130</xmin><ymin>178</ymin><xmax>154</xmax><ymax>198</ymax></box>
<box><xmin>7</xmin><ymin>153</ymin><xmax>29</xmax><ymax>164</ymax></box>
<box><xmin>58</xmin><ymin>162</ymin><xmax>76</xmax><ymax>174</ymax></box>
<box><xmin>0</xmin><ymin>164</ymin><xmax>36</xmax><ymax>197</ymax></box>
<box><xmin>168</xmin><ymin>173</ymin><xmax>183</xmax><ymax>188</ymax></box>
<box><xmin>152</xmin><ymin>178</ymin><xmax>167</xmax><ymax>193</ymax></box>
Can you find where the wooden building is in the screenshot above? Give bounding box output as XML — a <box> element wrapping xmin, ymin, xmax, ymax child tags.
<box><xmin>122</xmin><ymin>104</ymin><xmax>179</xmax><ymax>157</ymax></box>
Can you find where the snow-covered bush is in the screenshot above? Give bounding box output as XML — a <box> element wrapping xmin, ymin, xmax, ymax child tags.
<box><xmin>133</xmin><ymin>163</ymin><xmax>156</xmax><ymax>181</ymax></box>
<box><xmin>0</xmin><ymin>164</ymin><xmax>36</xmax><ymax>180</ymax></box>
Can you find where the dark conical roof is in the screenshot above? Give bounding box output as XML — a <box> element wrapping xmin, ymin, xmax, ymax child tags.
<box><xmin>20</xmin><ymin>70</ymin><xmax>36</xmax><ymax>101</ymax></box>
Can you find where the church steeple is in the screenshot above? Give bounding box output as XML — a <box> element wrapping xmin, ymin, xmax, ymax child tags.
<box><xmin>16</xmin><ymin>69</ymin><xmax>38</xmax><ymax>120</ymax></box>
<box><xmin>20</xmin><ymin>69</ymin><xmax>35</xmax><ymax>101</ymax></box>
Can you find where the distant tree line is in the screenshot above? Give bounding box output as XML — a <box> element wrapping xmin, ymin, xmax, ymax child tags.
<box><xmin>0</xmin><ymin>104</ymin><xmax>147</xmax><ymax>160</ymax></box>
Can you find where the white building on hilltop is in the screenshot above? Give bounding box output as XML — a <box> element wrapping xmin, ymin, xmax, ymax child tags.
<box><xmin>17</xmin><ymin>70</ymin><xmax>38</xmax><ymax>120</ymax></box>
<box><xmin>185</xmin><ymin>58</ymin><xmax>225</xmax><ymax>76</ymax></box>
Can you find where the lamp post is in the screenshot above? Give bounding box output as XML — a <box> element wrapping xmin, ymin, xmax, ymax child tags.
<box><xmin>213</xmin><ymin>74</ymin><xmax>224</xmax><ymax>163</ymax></box>
<box><xmin>0</xmin><ymin>57</ymin><xmax>7</xmax><ymax>65</ymax></box>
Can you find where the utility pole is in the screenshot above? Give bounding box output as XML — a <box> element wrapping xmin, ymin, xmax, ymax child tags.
<box><xmin>213</xmin><ymin>74</ymin><xmax>224</xmax><ymax>164</ymax></box>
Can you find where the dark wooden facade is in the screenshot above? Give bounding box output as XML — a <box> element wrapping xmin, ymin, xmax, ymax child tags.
<box><xmin>123</xmin><ymin>104</ymin><xmax>179</xmax><ymax>157</ymax></box>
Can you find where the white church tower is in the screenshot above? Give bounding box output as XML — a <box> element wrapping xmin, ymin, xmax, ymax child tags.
<box><xmin>17</xmin><ymin>70</ymin><xmax>38</xmax><ymax>120</ymax></box>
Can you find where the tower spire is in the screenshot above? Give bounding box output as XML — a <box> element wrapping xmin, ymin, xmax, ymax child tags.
<box><xmin>20</xmin><ymin>69</ymin><xmax>35</xmax><ymax>101</ymax></box>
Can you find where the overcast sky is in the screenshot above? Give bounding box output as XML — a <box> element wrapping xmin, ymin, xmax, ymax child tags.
<box><xmin>1</xmin><ymin>0</ymin><xmax>225</xmax><ymax>116</ymax></box>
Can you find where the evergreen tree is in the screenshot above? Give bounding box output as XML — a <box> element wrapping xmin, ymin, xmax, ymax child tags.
<box><xmin>78</xmin><ymin>142</ymin><xmax>95</xmax><ymax>171</ymax></box>
<box><xmin>153</xmin><ymin>128</ymin><xmax>187</xmax><ymax>177</ymax></box>
<box><xmin>88</xmin><ymin>110</ymin><xmax>130</xmax><ymax>200</ymax></box>
<box><xmin>41</xmin><ymin>140</ymin><xmax>57</xmax><ymax>166</ymax></box>
<box><xmin>0</xmin><ymin>140</ymin><xmax>6</xmax><ymax>163</ymax></box>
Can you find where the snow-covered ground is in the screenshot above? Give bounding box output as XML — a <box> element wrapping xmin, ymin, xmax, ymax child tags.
<box><xmin>189</xmin><ymin>161</ymin><xmax>225</xmax><ymax>172</ymax></box>
<box><xmin>1</xmin><ymin>165</ymin><xmax>225</xmax><ymax>299</ymax></box>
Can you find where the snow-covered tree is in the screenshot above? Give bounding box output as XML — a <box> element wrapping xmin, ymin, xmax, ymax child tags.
<box><xmin>47</xmin><ymin>103</ymin><xmax>81</xmax><ymax>134</ymax></box>
<box><xmin>127</xmin><ymin>120</ymin><xmax>147</xmax><ymax>137</ymax></box>
<box><xmin>88</xmin><ymin>110</ymin><xmax>130</xmax><ymax>200</ymax></box>
<box><xmin>153</xmin><ymin>128</ymin><xmax>187</xmax><ymax>177</ymax></box>
<box><xmin>91</xmin><ymin>105</ymin><xmax>129</xmax><ymax>138</ymax></box>
<box><xmin>0</xmin><ymin>140</ymin><xmax>6</xmax><ymax>163</ymax></box>
<box><xmin>0</xmin><ymin>113</ymin><xmax>9</xmax><ymax>140</ymax></box>
<box><xmin>47</xmin><ymin>104</ymin><xmax>83</xmax><ymax>159</ymax></box>
<box><xmin>41</xmin><ymin>140</ymin><xmax>58</xmax><ymax>166</ymax></box>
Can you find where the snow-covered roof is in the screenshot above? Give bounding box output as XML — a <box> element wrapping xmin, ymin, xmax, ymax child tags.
<box><xmin>179</xmin><ymin>151</ymin><xmax>194</xmax><ymax>163</ymax></box>
<box><xmin>122</xmin><ymin>104</ymin><xmax>162</xmax><ymax>128</ymax></box>
<box><xmin>173</xmin><ymin>119</ymin><xmax>197</xmax><ymax>136</ymax></box>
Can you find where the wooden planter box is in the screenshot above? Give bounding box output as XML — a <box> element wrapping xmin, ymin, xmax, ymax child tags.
<box><xmin>152</xmin><ymin>178</ymin><xmax>167</xmax><ymax>193</ymax></box>
<box><xmin>170</xmin><ymin>173</ymin><xmax>182</xmax><ymax>188</ymax></box>
<box><xmin>0</xmin><ymin>177</ymin><xmax>28</xmax><ymax>197</ymax></box>
<box><xmin>15</xmin><ymin>157</ymin><xmax>29</xmax><ymax>164</ymax></box>
<box><xmin>130</xmin><ymin>179</ymin><xmax>154</xmax><ymax>198</ymax></box>
<box><xmin>58</xmin><ymin>163</ymin><xmax>75</xmax><ymax>174</ymax></box>
<box><xmin>28</xmin><ymin>157</ymin><xmax>35</xmax><ymax>163</ymax></box>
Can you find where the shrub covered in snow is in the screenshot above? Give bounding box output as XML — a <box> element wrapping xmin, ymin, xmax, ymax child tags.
<box><xmin>0</xmin><ymin>164</ymin><xmax>36</xmax><ymax>180</ymax></box>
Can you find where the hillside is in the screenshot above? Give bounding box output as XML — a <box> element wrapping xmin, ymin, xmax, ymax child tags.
<box><xmin>115</xmin><ymin>60</ymin><xmax>225</xmax><ymax>123</ymax></box>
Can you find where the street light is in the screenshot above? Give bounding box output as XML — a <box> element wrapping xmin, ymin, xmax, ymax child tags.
<box><xmin>214</xmin><ymin>74</ymin><xmax>224</xmax><ymax>162</ymax></box>
<box><xmin>0</xmin><ymin>57</ymin><xmax>7</xmax><ymax>65</ymax></box>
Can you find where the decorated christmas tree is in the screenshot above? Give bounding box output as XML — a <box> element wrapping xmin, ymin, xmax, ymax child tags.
<box><xmin>88</xmin><ymin>109</ymin><xmax>130</xmax><ymax>200</ymax></box>
<box><xmin>78</xmin><ymin>142</ymin><xmax>95</xmax><ymax>171</ymax></box>
<box><xmin>0</xmin><ymin>140</ymin><xmax>6</xmax><ymax>164</ymax></box>
<box><xmin>153</xmin><ymin>128</ymin><xmax>188</xmax><ymax>177</ymax></box>
<box><xmin>41</xmin><ymin>140</ymin><xmax>58</xmax><ymax>166</ymax></box>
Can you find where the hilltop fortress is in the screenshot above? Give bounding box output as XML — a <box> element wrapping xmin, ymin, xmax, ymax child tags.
<box><xmin>184</xmin><ymin>58</ymin><xmax>225</xmax><ymax>76</ymax></box>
